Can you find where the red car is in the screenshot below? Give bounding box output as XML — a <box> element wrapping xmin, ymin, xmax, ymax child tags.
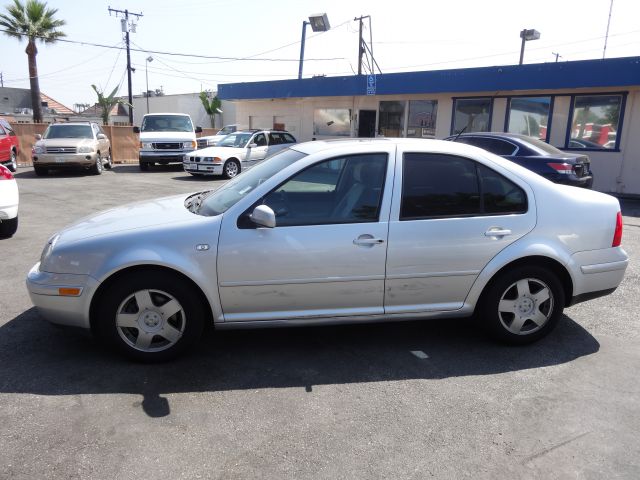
<box><xmin>0</xmin><ymin>119</ymin><xmax>19</xmax><ymax>172</ymax></box>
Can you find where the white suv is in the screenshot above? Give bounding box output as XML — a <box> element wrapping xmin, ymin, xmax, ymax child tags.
<box><xmin>184</xmin><ymin>129</ymin><xmax>297</xmax><ymax>178</ymax></box>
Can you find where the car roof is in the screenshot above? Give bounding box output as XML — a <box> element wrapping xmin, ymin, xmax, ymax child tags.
<box><xmin>47</xmin><ymin>122</ymin><xmax>94</xmax><ymax>126</ymax></box>
<box><xmin>447</xmin><ymin>132</ymin><xmax>535</xmax><ymax>142</ymax></box>
<box><xmin>142</xmin><ymin>113</ymin><xmax>191</xmax><ymax>117</ymax></box>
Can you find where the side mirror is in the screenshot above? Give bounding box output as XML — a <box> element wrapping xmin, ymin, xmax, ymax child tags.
<box><xmin>248</xmin><ymin>143</ymin><xmax>258</xmax><ymax>148</ymax></box>
<box><xmin>249</xmin><ymin>204</ymin><xmax>276</xmax><ymax>228</ymax></box>
<box><xmin>97</xmin><ymin>133</ymin><xmax>107</xmax><ymax>140</ymax></box>
<box><xmin>35</xmin><ymin>134</ymin><xmax>42</xmax><ymax>140</ymax></box>
<box><xmin>133</xmin><ymin>126</ymin><xmax>140</xmax><ymax>133</ymax></box>
<box><xmin>195</xmin><ymin>126</ymin><xmax>203</xmax><ymax>133</ymax></box>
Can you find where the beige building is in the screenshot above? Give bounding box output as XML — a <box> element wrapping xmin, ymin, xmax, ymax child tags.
<box><xmin>219</xmin><ymin>57</ymin><xmax>640</xmax><ymax>196</ymax></box>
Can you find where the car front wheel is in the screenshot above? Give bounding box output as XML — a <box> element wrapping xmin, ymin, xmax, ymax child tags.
<box><xmin>94</xmin><ymin>271</ymin><xmax>205</xmax><ymax>362</ymax></box>
<box><xmin>223</xmin><ymin>159</ymin><xmax>240</xmax><ymax>178</ymax></box>
<box><xmin>0</xmin><ymin>216</ymin><xmax>18</xmax><ymax>238</ymax></box>
<box><xmin>9</xmin><ymin>150</ymin><xmax>17</xmax><ymax>172</ymax></box>
<box><xmin>91</xmin><ymin>154</ymin><xmax>103</xmax><ymax>175</ymax></box>
<box><xmin>480</xmin><ymin>266</ymin><xmax>565</xmax><ymax>344</ymax></box>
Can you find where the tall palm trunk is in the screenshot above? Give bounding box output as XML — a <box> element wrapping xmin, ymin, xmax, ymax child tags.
<box><xmin>26</xmin><ymin>39</ymin><xmax>42</xmax><ymax>123</ymax></box>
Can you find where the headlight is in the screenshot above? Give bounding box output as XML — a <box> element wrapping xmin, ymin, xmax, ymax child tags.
<box><xmin>207</xmin><ymin>139</ymin><xmax>217</xmax><ymax>146</ymax></box>
<box><xmin>78</xmin><ymin>146</ymin><xmax>95</xmax><ymax>153</ymax></box>
<box><xmin>40</xmin><ymin>234</ymin><xmax>60</xmax><ymax>264</ymax></box>
<box><xmin>32</xmin><ymin>146</ymin><xmax>44</xmax><ymax>154</ymax></box>
<box><xmin>141</xmin><ymin>142</ymin><xmax>154</xmax><ymax>149</ymax></box>
<box><xmin>183</xmin><ymin>141</ymin><xmax>196</xmax><ymax>149</ymax></box>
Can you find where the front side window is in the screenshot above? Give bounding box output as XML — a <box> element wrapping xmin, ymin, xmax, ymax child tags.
<box><xmin>400</xmin><ymin>153</ymin><xmax>526</xmax><ymax>220</ymax></box>
<box><xmin>452</xmin><ymin>98</ymin><xmax>492</xmax><ymax>134</ymax></box>
<box><xmin>260</xmin><ymin>153</ymin><xmax>388</xmax><ymax>227</ymax></box>
<box><xmin>378</xmin><ymin>101</ymin><xmax>405</xmax><ymax>137</ymax></box>
<box><xmin>569</xmin><ymin>94</ymin><xmax>623</xmax><ymax>150</ymax></box>
<box><xmin>252</xmin><ymin>133</ymin><xmax>267</xmax><ymax>146</ymax></box>
<box><xmin>507</xmin><ymin>96</ymin><xmax>551</xmax><ymax>140</ymax></box>
<box><xmin>406</xmin><ymin>100</ymin><xmax>438</xmax><ymax>138</ymax></box>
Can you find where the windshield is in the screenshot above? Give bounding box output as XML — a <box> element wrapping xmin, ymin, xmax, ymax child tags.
<box><xmin>218</xmin><ymin>126</ymin><xmax>236</xmax><ymax>135</ymax></box>
<box><xmin>217</xmin><ymin>132</ymin><xmax>254</xmax><ymax>148</ymax></box>
<box><xmin>44</xmin><ymin>124</ymin><xmax>93</xmax><ymax>139</ymax></box>
<box><xmin>141</xmin><ymin>115</ymin><xmax>193</xmax><ymax>132</ymax></box>
<box><xmin>197</xmin><ymin>148</ymin><xmax>307</xmax><ymax>216</ymax></box>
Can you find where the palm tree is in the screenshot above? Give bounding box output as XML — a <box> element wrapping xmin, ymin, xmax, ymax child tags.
<box><xmin>0</xmin><ymin>0</ymin><xmax>65</xmax><ymax>123</ymax></box>
<box><xmin>199</xmin><ymin>91</ymin><xmax>222</xmax><ymax>128</ymax></box>
<box><xmin>91</xmin><ymin>84</ymin><xmax>122</xmax><ymax>125</ymax></box>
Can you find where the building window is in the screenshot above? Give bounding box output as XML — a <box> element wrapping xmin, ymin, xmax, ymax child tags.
<box><xmin>313</xmin><ymin>108</ymin><xmax>351</xmax><ymax>136</ymax></box>
<box><xmin>452</xmin><ymin>98</ymin><xmax>492</xmax><ymax>134</ymax></box>
<box><xmin>406</xmin><ymin>100</ymin><xmax>438</xmax><ymax>138</ymax></box>
<box><xmin>378</xmin><ymin>101</ymin><xmax>405</xmax><ymax>137</ymax></box>
<box><xmin>568</xmin><ymin>94</ymin><xmax>624</xmax><ymax>150</ymax></box>
<box><xmin>507</xmin><ymin>96</ymin><xmax>551</xmax><ymax>141</ymax></box>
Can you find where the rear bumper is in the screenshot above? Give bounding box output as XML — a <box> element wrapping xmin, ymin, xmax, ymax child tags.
<box><xmin>550</xmin><ymin>174</ymin><xmax>593</xmax><ymax>188</ymax></box>
<box><xmin>569</xmin><ymin>247</ymin><xmax>628</xmax><ymax>303</ymax></box>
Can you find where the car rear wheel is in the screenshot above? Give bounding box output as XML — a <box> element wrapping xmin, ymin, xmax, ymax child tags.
<box><xmin>223</xmin><ymin>159</ymin><xmax>240</xmax><ymax>179</ymax></box>
<box><xmin>0</xmin><ymin>216</ymin><xmax>18</xmax><ymax>238</ymax></box>
<box><xmin>94</xmin><ymin>270</ymin><xmax>205</xmax><ymax>362</ymax></box>
<box><xmin>139</xmin><ymin>161</ymin><xmax>150</xmax><ymax>171</ymax></box>
<box><xmin>8</xmin><ymin>150</ymin><xmax>17</xmax><ymax>172</ymax></box>
<box><xmin>480</xmin><ymin>265</ymin><xmax>565</xmax><ymax>344</ymax></box>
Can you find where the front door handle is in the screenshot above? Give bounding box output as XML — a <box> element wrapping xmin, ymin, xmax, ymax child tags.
<box><xmin>353</xmin><ymin>234</ymin><xmax>385</xmax><ymax>246</ymax></box>
<box><xmin>484</xmin><ymin>228</ymin><xmax>512</xmax><ymax>238</ymax></box>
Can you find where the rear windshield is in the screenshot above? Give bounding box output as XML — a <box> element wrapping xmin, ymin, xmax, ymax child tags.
<box><xmin>44</xmin><ymin>124</ymin><xmax>93</xmax><ymax>139</ymax></box>
<box><xmin>524</xmin><ymin>137</ymin><xmax>565</xmax><ymax>155</ymax></box>
<box><xmin>141</xmin><ymin>115</ymin><xmax>193</xmax><ymax>132</ymax></box>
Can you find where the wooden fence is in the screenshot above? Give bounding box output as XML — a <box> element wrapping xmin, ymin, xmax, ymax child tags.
<box><xmin>10</xmin><ymin>123</ymin><xmax>219</xmax><ymax>165</ymax></box>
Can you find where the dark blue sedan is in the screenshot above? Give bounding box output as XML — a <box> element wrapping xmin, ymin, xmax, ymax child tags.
<box><xmin>445</xmin><ymin>132</ymin><xmax>593</xmax><ymax>188</ymax></box>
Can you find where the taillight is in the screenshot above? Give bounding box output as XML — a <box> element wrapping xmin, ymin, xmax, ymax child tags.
<box><xmin>0</xmin><ymin>165</ymin><xmax>13</xmax><ymax>180</ymax></box>
<box><xmin>612</xmin><ymin>211</ymin><xmax>623</xmax><ymax>247</ymax></box>
<box><xmin>547</xmin><ymin>162</ymin><xmax>573</xmax><ymax>175</ymax></box>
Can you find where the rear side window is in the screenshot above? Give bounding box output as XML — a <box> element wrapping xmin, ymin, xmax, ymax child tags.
<box><xmin>456</xmin><ymin>137</ymin><xmax>518</xmax><ymax>156</ymax></box>
<box><xmin>400</xmin><ymin>153</ymin><xmax>526</xmax><ymax>220</ymax></box>
<box><xmin>283</xmin><ymin>133</ymin><xmax>296</xmax><ymax>143</ymax></box>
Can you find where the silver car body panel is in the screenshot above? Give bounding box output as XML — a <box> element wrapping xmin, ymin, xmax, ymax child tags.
<box><xmin>26</xmin><ymin>139</ymin><xmax>628</xmax><ymax>331</ymax></box>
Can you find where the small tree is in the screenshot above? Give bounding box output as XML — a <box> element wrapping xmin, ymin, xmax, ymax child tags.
<box><xmin>91</xmin><ymin>84</ymin><xmax>121</xmax><ymax>125</ymax></box>
<box><xmin>199</xmin><ymin>91</ymin><xmax>221</xmax><ymax>128</ymax></box>
<box><xmin>0</xmin><ymin>0</ymin><xmax>66</xmax><ymax>123</ymax></box>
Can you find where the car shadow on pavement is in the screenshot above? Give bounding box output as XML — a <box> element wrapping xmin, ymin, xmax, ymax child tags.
<box><xmin>0</xmin><ymin>308</ymin><xmax>599</xmax><ymax>418</ymax></box>
<box><xmin>619</xmin><ymin>198</ymin><xmax>640</xmax><ymax>218</ymax></box>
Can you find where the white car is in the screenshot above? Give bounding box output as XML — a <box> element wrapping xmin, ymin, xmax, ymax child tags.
<box><xmin>0</xmin><ymin>164</ymin><xmax>19</xmax><ymax>237</ymax></box>
<box><xmin>196</xmin><ymin>124</ymin><xmax>244</xmax><ymax>149</ymax></box>
<box><xmin>27</xmin><ymin>139</ymin><xmax>628</xmax><ymax>362</ymax></box>
<box><xmin>184</xmin><ymin>130</ymin><xmax>297</xmax><ymax>178</ymax></box>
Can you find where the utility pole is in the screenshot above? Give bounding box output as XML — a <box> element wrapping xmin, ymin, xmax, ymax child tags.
<box><xmin>354</xmin><ymin>15</ymin><xmax>367</xmax><ymax>75</ymax></box>
<box><xmin>353</xmin><ymin>15</ymin><xmax>381</xmax><ymax>77</ymax></box>
<box><xmin>108</xmin><ymin>6</ymin><xmax>143</xmax><ymax>125</ymax></box>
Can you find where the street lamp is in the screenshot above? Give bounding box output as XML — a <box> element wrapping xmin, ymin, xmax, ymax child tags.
<box><xmin>145</xmin><ymin>56</ymin><xmax>153</xmax><ymax>113</ymax></box>
<box><xmin>519</xmin><ymin>29</ymin><xmax>540</xmax><ymax>65</ymax></box>
<box><xmin>298</xmin><ymin>13</ymin><xmax>330</xmax><ymax>80</ymax></box>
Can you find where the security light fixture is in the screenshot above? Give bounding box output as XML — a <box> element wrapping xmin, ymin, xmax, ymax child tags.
<box><xmin>519</xmin><ymin>28</ymin><xmax>541</xmax><ymax>65</ymax></box>
<box><xmin>298</xmin><ymin>13</ymin><xmax>331</xmax><ymax>79</ymax></box>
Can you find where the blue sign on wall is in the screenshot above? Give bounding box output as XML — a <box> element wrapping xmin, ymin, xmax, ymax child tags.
<box><xmin>366</xmin><ymin>75</ymin><xmax>376</xmax><ymax>95</ymax></box>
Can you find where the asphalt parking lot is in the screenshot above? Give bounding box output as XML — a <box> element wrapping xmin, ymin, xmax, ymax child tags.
<box><xmin>1</xmin><ymin>164</ymin><xmax>639</xmax><ymax>479</ymax></box>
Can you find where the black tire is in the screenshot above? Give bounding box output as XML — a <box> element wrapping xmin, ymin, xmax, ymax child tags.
<box><xmin>93</xmin><ymin>270</ymin><xmax>205</xmax><ymax>362</ymax></box>
<box><xmin>479</xmin><ymin>265</ymin><xmax>565</xmax><ymax>345</ymax></box>
<box><xmin>0</xmin><ymin>216</ymin><xmax>18</xmax><ymax>238</ymax></box>
<box><xmin>34</xmin><ymin>166</ymin><xmax>47</xmax><ymax>176</ymax></box>
<box><xmin>8</xmin><ymin>150</ymin><xmax>17</xmax><ymax>172</ymax></box>
<box><xmin>223</xmin><ymin>159</ymin><xmax>240</xmax><ymax>179</ymax></box>
<box><xmin>91</xmin><ymin>154</ymin><xmax>103</xmax><ymax>175</ymax></box>
<box><xmin>104</xmin><ymin>149</ymin><xmax>113</xmax><ymax>169</ymax></box>
<box><xmin>139</xmin><ymin>161</ymin><xmax>150</xmax><ymax>171</ymax></box>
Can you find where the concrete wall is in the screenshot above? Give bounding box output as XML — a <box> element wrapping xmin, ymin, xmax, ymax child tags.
<box><xmin>227</xmin><ymin>86</ymin><xmax>640</xmax><ymax>196</ymax></box>
<box><xmin>131</xmin><ymin>93</ymin><xmax>236</xmax><ymax>130</ymax></box>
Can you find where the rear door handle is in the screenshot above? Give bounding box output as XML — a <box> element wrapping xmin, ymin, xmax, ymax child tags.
<box><xmin>484</xmin><ymin>228</ymin><xmax>512</xmax><ymax>238</ymax></box>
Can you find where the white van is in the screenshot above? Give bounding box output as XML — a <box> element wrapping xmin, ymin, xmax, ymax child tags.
<box><xmin>134</xmin><ymin>113</ymin><xmax>202</xmax><ymax>171</ymax></box>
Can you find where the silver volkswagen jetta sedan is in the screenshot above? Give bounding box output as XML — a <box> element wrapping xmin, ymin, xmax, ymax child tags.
<box><xmin>27</xmin><ymin>139</ymin><xmax>628</xmax><ymax>361</ymax></box>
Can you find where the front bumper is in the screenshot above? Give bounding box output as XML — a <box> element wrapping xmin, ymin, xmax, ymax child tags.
<box><xmin>26</xmin><ymin>262</ymin><xmax>98</xmax><ymax>329</ymax></box>
<box><xmin>183</xmin><ymin>161</ymin><xmax>223</xmax><ymax>175</ymax></box>
<box><xmin>140</xmin><ymin>151</ymin><xmax>193</xmax><ymax>164</ymax></box>
<box><xmin>32</xmin><ymin>152</ymin><xmax>99</xmax><ymax>167</ymax></box>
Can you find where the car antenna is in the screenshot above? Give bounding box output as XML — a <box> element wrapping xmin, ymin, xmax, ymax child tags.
<box><xmin>452</xmin><ymin>125</ymin><xmax>467</xmax><ymax>142</ymax></box>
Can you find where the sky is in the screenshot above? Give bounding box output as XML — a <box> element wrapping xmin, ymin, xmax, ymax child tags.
<box><xmin>1</xmin><ymin>0</ymin><xmax>639</xmax><ymax>111</ymax></box>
